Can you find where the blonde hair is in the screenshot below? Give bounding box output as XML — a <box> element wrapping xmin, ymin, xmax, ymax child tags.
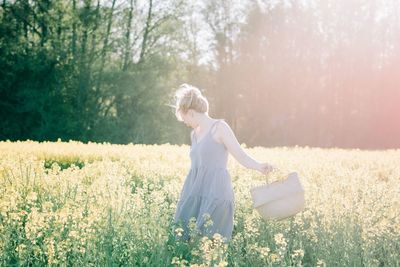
<box><xmin>174</xmin><ymin>84</ymin><xmax>209</xmax><ymax>121</ymax></box>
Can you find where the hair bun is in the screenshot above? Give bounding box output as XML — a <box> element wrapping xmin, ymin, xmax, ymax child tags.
<box><xmin>174</xmin><ymin>84</ymin><xmax>209</xmax><ymax>121</ymax></box>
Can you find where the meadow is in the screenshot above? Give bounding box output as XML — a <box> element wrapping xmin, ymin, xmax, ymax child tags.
<box><xmin>0</xmin><ymin>140</ymin><xmax>399</xmax><ymax>266</ymax></box>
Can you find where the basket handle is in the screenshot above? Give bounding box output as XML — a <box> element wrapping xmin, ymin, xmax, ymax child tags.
<box><xmin>265</xmin><ymin>167</ymin><xmax>282</xmax><ymax>184</ymax></box>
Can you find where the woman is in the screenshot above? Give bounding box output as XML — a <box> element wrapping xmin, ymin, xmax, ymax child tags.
<box><xmin>172</xmin><ymin>84</ymin><xmax>275</xmax><ymax>243</ymax></box>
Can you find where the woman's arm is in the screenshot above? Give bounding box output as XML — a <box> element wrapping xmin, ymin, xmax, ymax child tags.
<box><xmin>217</xmin><ymin>120</ymin><xmax>274</xmax><ymax>174</ymax></box>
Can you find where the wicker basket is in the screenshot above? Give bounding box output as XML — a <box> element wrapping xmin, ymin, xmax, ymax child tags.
<box><xmin>250</xmin><ymin>172</ymin><xmax>305</xmax><ymax>221</ymax></box>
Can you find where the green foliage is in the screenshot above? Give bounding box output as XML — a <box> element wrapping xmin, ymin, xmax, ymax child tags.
<box><xmin>2</xmin><ymin>0</ymin><xmax>399</xmax><ymax>148</ymax></box>
<box><xmin>43</xmin><ymin>158</ymin><xmax>85</xmax><ymax>170</ymax></box>
<box><xmin>0</xmin><ymin>0</ymin><xmax>189</xmax><ymax>145</ymax></box>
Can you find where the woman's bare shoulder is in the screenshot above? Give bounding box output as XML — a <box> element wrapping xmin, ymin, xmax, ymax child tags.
<box><xmin>217</xmin><ymin>119</ymin><xmax>231</xmax><ymax>131</ymax></box>
<box><xmin>214</xmin><ymin>119</ymin><xmax>232</xmax><ymax>143</ymax></box>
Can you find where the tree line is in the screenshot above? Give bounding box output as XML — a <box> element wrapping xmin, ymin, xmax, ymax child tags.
<box><xmin>1</xmin><ymin>0</ymin><xmax>399</xmax><ymax>148</ymax></box>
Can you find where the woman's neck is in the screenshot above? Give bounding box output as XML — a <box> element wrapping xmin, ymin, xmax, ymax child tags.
<box><xmin>195</xmin><ymin>114</ymin><xmax>215</xmax><ymax>132</ymax></box>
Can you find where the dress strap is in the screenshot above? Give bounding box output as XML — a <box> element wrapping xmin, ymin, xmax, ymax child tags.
<box><xmin>193</xmin><ymin>119</ymin><xmax>221</xmax><ymax>144</ymax></box>
<box><xmin>190</xmin><ymin>130</ymin><xmax>196</xmax><ymax>144</ymax></box>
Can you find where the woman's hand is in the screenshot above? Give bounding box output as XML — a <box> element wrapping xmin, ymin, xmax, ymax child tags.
<box><xmin>258</xmin><ymin>162</ymin><xmax>276</xmax><ymax>175</ymax></box>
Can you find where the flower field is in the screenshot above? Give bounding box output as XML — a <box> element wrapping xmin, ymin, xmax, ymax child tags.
<box><xmin>0</xmin><ymin>140</ymin><xmax>399</xmax><ymax>266</ymax></box>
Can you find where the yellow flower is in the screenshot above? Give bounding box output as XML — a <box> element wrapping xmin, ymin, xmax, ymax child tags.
<box><xmin>215</xmin><ymin>260</ymin><xmax>228</xmax><ymax>267</ymax></box>
<box><xmin>69</xmin><ymin>230</ymin><xmax>78</xmax><ymax>239</ymax></box>
<box><xmin>203</xmin><ymin>213</ymin><xmax>213</xmax><ymax>228</ymax></box>
<box><xmin>269</xmin><ymin>253</ymin><xmax>280</xmax><ymax>263</ymax></box>
<box><xmin>292</xmin><ymin>249</ymin><xmax>304</xmax><ymax>258</ymax></box>
<box><xmin>316</xmin><ymin>259</ymin><xmax>326</xmax><ymax>267</ymax></box>
<box><xmin>171</xmin><ymin>257</ymin><xmax>180</xmax><ymax>265</ymax></box>
<box><xmin>188</xmin><ymin>217</ymin><xmax>197</xmax><ymax>232</ymax></box>
<box><xmin>274</xmin><ymin>233</ymin><xmax>287</xmax><ymax>247</ymax></box>
<box><xmin>27</xmin><ymin>192</ymin><xmax>38</xmax><ymax>202</ymax></box>
<box><xmin>174</xmin><ymin>227</ymin><xmax>184</xmax><ymax>237</ymax></box>
<box><xmin>212</xmin><ymin>233</ymin><xmax>223</xmax><ymax>244</ymax></box>
<box><xmin>42</xmin><ymin>201</ymin><xmax>53</xmax><ymax>211</ymax></box>
<box><xmin>259</xmin><ymin>246</ymin><xmax>270</xmax><ymax>258</ymax></box>
<box><xmin>16</xmin><ymin>244</ymin><xmax>27</xmax><ymax>254</ymax></box>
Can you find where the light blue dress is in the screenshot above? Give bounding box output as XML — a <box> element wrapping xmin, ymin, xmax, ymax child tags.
<box><xmin>173</xmin><ymin>119</ymin><xmax>235</xmax><ymax>243</ymax></box>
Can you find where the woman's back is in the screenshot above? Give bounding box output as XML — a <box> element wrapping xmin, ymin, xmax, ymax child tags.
<box><xmin>190</xmin><ymin>119</ymin><xmax>229</xmax><ymax>170</ymax></box>
<box><xmin>174</xmin><ymin>119</ymin><xmax>235</xmax><ymax>243</ymax></box>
